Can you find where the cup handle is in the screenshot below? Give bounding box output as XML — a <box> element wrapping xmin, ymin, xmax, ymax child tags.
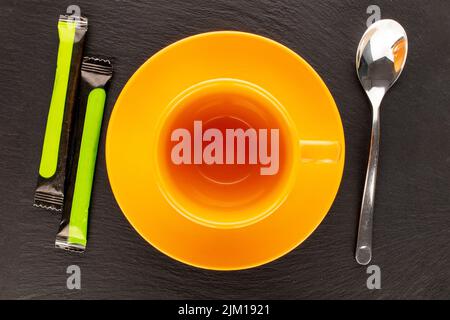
<box><xmin>299</xmin><ymin>140</ymin><xmax>342</xmax><ymax>163</ymax></box>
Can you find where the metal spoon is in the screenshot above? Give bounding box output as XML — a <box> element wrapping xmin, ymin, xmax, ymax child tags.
<box><xmin>355</xmin><ymin>19</ymin><xmax>408</xmax><ymax>265</ymax></box>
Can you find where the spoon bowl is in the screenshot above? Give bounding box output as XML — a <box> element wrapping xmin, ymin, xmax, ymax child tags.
<box><xmin>356</xmin><ymin>19</ymin><xmax>408</xmax><ymax>106</ymax></box>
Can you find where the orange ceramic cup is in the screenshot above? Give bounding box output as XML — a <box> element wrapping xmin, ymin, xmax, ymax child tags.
<box><xmin>106</xmin><ymin>31</ymin><xmax>345</xmax><ymax>270</ymax></box>
<box><xmin>155</xmin><ymin>78</ymin><xmax>297</xmax><ymax>229</ymax></box>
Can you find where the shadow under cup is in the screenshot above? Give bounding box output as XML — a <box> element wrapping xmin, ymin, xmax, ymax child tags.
<box><xmin>156</xmin><ymin>79</ymin><xmax>297</xmax><ymax>229</ymax></box>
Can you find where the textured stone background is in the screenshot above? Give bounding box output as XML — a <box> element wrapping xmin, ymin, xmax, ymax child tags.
<box><xmin>0</xmin><ymin>0</ymin><xmax>449</xmax><ymax>299</ymax></box>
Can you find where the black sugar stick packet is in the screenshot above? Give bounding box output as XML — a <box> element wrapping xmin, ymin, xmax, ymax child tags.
<box><xmin>34</xmin><ymin>15</ymin><xmax>87</xmax><ymax>211</ymax></box>
<box><xmin>56</xmin><ymin>57</ymin><xmax>113</xmax><ymax>252</ymax></box>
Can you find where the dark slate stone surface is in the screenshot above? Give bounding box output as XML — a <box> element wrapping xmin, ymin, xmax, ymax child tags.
<box><xmin>0</xmin><ymin>0</ymin><xmax>449</xmax><ymax>299</ymax></box>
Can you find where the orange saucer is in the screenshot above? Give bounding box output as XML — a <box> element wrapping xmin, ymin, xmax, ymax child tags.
<box><xmin>106</xmin><ymin>31</ymin><xmax>345</xmax><ymax>270</ymax></box>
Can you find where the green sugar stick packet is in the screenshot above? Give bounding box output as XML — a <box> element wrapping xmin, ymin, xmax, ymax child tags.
<box><xmin>34</xmin><ymin>15</ymin><xmax>88</xmax><ymax>211</ymax></box>
<box><xmin>55</xmin><ymin>57</ymin><xmax>113</xmax><ymax>252</ymax></box>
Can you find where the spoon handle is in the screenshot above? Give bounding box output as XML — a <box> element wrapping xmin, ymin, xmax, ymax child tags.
<box><xmin>356</xmin><ymin>107</ymin><xmax>380</xmax><ymax>265</ymax></box>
